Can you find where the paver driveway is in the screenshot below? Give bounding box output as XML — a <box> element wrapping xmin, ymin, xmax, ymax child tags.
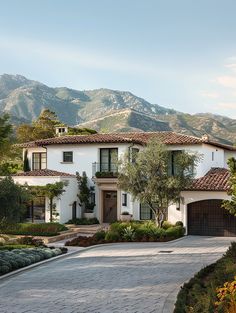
<box><xmin>0</xmin><ymin>236</ymin><xmax>235</xmax><ymax>313</ymax></box>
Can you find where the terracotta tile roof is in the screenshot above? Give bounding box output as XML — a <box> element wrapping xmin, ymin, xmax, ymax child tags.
<box><xmin>187</xmin><ymin>168</ymin><xmax>230</xmax><ymax>191</ymax></box>
<box><xmin>13</xmin><ymin>169</ymin><xmax>76</xmax><ymax>177</ymax></box>
<box><xmin>15</xmin><ymin>131</ymin><xmax>236</xmax><ymax>151</ymax></box>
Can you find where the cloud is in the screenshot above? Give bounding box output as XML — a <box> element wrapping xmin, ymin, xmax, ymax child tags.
<box><xmin>0</xmin><ymin>35</ymin><xmax>157</xmax><ymax>77</ymax></box>
<box><xmin>200</xmin><ymin>91</ymin><xmax>219</xmax><ymax>99</ymax></box>
<box><xmin>217</xmin><ymin>102</ymin><xmax>236</xmax><ymax>109</ymax></box>
<box><xmin>225</xmin><ymin>63</ymin><xmax>236</xmax><ymax>71</ymax></box>
<box><xmin>215</xmin><ymin>75</ymin><xmax>236</xmax><ymax>88</ymax></box>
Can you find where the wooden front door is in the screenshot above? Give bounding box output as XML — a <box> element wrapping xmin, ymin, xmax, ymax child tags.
<box><xmin>103</xmin><ymin>191</ymin><xmax>117</xmax><ymax>223</ymax></box>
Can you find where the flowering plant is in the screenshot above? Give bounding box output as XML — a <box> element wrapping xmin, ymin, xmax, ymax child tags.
<box><xmin>215</xmin><ymin>276</ymin><xmax>236</xmax><ymax>313</ymax></box>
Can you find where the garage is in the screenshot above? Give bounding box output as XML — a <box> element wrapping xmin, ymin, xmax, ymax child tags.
<box><xmin>188</xmin><ymin>199</ymin><xmax>236</xmax><ymax>236</ymax></box>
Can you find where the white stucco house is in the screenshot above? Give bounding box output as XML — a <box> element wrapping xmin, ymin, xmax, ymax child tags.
<box><xmin>13</xmin><ymin>131</ymin><xmax>236</xmax><ymax>236</ymax></box>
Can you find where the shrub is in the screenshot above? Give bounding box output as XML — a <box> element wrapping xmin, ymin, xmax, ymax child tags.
<box><xmin>16</xmin><ymin>236</ymin><xmax>45</xmax><ymax>247</ymax></box>
<box><xmin>0</xmin><ymin>247</ymin><xmax>65</xmax><ymax>276</ymax></box>
<box><xmin>65</xmin><ymin>221</ymin><xmax>185</xmax><ymax>247</ymax></box>
<box><xmin>66</xmin><ymin>218</ymin><xmax>99</xmax><ymax>225</ymax></box>
<box><xmin>175</xmin><ymin>221</ymin><xmax>184</xmax><ymax>227</ymax></box>
<box><xmin>105</xmin><ymin>231</ymin><xmax>120</xmax><ymax>242</ymax></box>
<box><xmin>0</xmin><ymin>244</ymin><xmax>33</xmax><ymax>250</ymax></box>
<box><xmin>122</xmin><ymin>226</ymin><xmax>135</xmax><ymax>241</ymax></box>
<box><xmin>94</xmin><ymin>230</ymin><xmax>106</xmax><ymax>241</ymax></box>
<box><xmin>165</xmin><ymin>226</ymin><xmax>184</xmax><ymax>238</ymax></box>
<box><xmin>162</xmin><ymin>221</ymin><xmax>173</xmax><ymax>229</ymax></box>
<box><xmin>174</xmin><ymin>242</ymin><xmax>236</xmax><ymax>313</ymax></box>
<box><xmin>1</xmin><ymin>223</ymin><xmax>68</xmax><ymax>236</ymax></box>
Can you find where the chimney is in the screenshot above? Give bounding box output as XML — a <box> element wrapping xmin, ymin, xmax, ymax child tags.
<box><xmin>55</xmin><ymin>126</ymin><xmax>68</xmax><ymax>137</ymax></box>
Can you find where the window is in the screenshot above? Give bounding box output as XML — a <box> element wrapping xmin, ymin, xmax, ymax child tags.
<box><xmin>100</xmin><ymin>148</ymin><xmax>118</xmax><ymax>172</ymax></box>
<box><xmin>26</xmin><ymin>197</ymin><xmax>45</xmax><ymax>222</ymax></box>
<box><xmin>169</xmin><ymin>150</ymin><xmax>182</xmax><ymax>176</ymax></box>
<box><xmin>130</xmin><ymin>148</ymin><xmax>139</xmax><ymax>163</ymax></box>
<box><xmin>32</xmin><ymin>152</ymin><xmax>47</xmax><ymax>170</ymax></box>
<box><xmin>63</xmin><ymin>151</ymin><xmax>73</xmax><ymax>163</ymax></box>
<box><xmin>140</xmin><ymin>203</ymin><xmax>154</xmax><ymax>220</ymax></box>
<box><xmin>90</xmin><ymin>192</ymin><xmax>96</xmax><ymax>205</ymax></box>
<box><xmin>122</xmin><ymin>193</ymin><xmax>127</xmax><ymax>206</ymax></box>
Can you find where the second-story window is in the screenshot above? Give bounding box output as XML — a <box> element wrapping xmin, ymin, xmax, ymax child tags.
<box><xmin>100</xmin><ymin>148</ymin><xmax>118</xmax><ymax>172</ymax></box>
<box><xmin>63</xmin><ymin>151</ymin><xmax>73</xmax><ymax>163</ymax></box>
<box><xmin>129</xmin><ymin>147</ymin><xmax>139</xmax><ymax>163</ymax></box>
<box><xmin>32</xmin><ymin>152</ymin><xmax>47</xmax><ymax>170</ymax></box>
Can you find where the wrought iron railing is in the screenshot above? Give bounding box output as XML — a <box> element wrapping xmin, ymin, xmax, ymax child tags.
<box><xmin>92</xmin><ymin>162</ymin><xmax>119</xmax><ymax>178</ymax></box>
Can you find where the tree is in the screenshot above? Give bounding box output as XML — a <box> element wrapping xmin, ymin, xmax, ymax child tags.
<box><xmin>0</xmin><ymin>176</ymin><xmax>29</xmax><ymax>222</ymax></box>
<box><xmin>0</xmin><ymin>114</ymin><xmax>22</xmax><ymax>175</ymax></box>
<box><xmin>16</xmin><ymin>109</ymin><xmax>60</xmax><ymax>142</ymax></box>
<box><xmin>32</xmin><ymin>109</ymin><xmax>59</xmax><ymax>140</ymax></box>
<box><xmin>76</xmin><ymin>171</ymin><xmax>95</xmax><ymax>213</ymax></box>
<box><xmin>118</xmin><ymin>139</ymin><xmax>199</xmax><ymax>226</ymax></box>
<box><xmin>0</xmin><ymin>114</ymin><xmax>13</xmax><ymax>159</ymax></box>
<box><xmin>222</xmin><ymin>157</ymin><xmax>236</xmax><ymax>215</ymax></box>
<box><xmin>16</xmin><ymin>124</ymin><xmax>35</xmax><ymax>143</ymax></box>
<box><xmin>23</xmin><ymin>150</ymin><xmax>30</xmax><ymax>172</ymax></box>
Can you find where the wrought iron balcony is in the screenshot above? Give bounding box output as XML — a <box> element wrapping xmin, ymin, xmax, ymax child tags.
<box><xmin>92</xmin><ymin>162</ymin><xmax>119</xmax><ymax>178</ymax></box>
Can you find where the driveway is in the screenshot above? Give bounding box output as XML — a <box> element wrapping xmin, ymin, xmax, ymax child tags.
<box><xmin>0</xmin><ymin>236</ymin><xmax>234</xmax><ymax>313</ymax></box>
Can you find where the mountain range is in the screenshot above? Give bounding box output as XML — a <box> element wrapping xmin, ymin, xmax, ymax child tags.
<box><xmin>0</xmin><ymin>74</ymin><xmax>236</xmax><ymax>145</ymax></box>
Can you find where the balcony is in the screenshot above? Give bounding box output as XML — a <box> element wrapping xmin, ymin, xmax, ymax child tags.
<box><xmin>92</xmin><ymin>162</ymin><xmax>119</xmax><ymax>178</ymax></box>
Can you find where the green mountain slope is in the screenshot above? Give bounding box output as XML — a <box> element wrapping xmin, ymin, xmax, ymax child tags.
<box><xmin>0</xmin><ymin>74</ymin><xmax>235</xmax><ymax>145</ymax></box>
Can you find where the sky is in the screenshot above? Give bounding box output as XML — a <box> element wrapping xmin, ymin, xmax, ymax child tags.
<box><xmin>1</xmin><ymin>0</ymin><xmax>236</xmax><ymax>118</ymax></box>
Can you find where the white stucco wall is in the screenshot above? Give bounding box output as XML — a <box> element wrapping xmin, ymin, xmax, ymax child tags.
<box><xmin>13</xmin><ymin>176</ymin><xmax>78</xmax><ymax>223</ymax></box>
<box><xmin>23</xmin><ymin>141</ymin><xmax>235</xmax><ymax>223</ymax></box>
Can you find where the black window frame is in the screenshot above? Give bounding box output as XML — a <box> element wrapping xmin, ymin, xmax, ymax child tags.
<box><xmin>63</xmin><ymin>151</ymin><xmax>73</xmax><ymax>163</ymax></box>
<box><xmin>100</xmin><ymin>148</ymin><xmax>118</xmax><ymax>172</ymax></box>
<box><xmin>130</xmin><ymin>148</ymin><xmax>139</xmax><ymax>163</ymax></box>
<box><xmin>140</xmin><ymin>203</ymin><xmax>154</xmax><ymax>220</ymax></box>
<box><xmin>32</xmin><ymin>152</ymin><xmax>47</xmax><ymax>170</ymax></box>
<box><xmin>122</xmin><ymin>193</ymin><xmax>127</xmax><ymax>206</ymax></box>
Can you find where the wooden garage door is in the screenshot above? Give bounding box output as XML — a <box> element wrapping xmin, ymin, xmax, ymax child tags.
<box><xmin>188</xmin><ymin>200</ymin><xmax>236</xmax><ymax>236</ymax></box>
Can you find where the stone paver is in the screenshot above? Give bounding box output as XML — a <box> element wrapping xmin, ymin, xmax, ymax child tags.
<box><xmin>0</xmin><ymin>236</ymin><xmax>235</xmax><ymax>313</ymax></box>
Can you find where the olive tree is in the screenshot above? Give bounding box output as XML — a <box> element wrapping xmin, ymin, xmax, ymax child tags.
<box><xmin>118</xmin><ymin>139</ymin><xmax>199</xmax><ymax>226</ymax></box>
<box><xmin>222</xmin><ymin>157</ymin><xmax>236</xmax><ymax>215</ymax></box>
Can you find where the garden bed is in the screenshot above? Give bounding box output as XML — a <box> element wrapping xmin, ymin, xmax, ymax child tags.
<box><xmin>1</xmin><ymin>222</ymin><xmax>68</xmax><ymax>237</ymax></box>
<box><xmin>174</xmin><ymin>242</ymin><xmax>236</xmax><ymax>313</ymax></box>
<box><xmin>0</xmin><ymin>246</ymin><xmax>67</xmax><ymax>276</ymax></box>
<box><xmin>65</xmin><ymin>221</ymin><xmax>185</xmax><ymax>247</ymax></box>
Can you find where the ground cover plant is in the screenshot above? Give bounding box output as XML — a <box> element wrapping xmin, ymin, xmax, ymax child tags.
<box><xmin>65</xmin><ymin>221</ymin><xmax>185</xmax><ymax>247</ymax></box>
<box><xmin>0</xmin><ymin>247</ymin><xmax>67</xmax><ymax>276</ymax></box>
<box><xmin>66</xmin><ymin>217</ymin><xmax>99</xmax><ymax>225</ymax></box>
<box><xmin>174</xmin><ymin>242</ymin><xmax>236</xmax><ymax>313</ymax></box>
<box><xmin>0</xmin><ymin>222</ymin><xmax>68</xmax><ymax>236</ymax></box>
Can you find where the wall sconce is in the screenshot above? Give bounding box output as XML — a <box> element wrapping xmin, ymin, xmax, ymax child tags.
<box><xmin>176</xmin><ymin>199</ymin><xmax>180</xmax><ymax>211</ymax></box>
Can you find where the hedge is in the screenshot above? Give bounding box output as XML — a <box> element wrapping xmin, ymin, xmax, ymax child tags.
<box><xmin>174</xmin><ymin>242</ymin><xmax>236</xmax><ymax>313</ymax></box>
<box><xmin>1</xmin><ymin>223</ymin><xmax>68</xmax><ymax>237</ymax></box>
<box><xmin>0</xmin><ymin>247</ymin><xmax>67</xmax><ymax>276</ymax></box>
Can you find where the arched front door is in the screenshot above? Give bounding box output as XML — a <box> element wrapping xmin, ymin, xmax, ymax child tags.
<box><xmin>188</xmin><ymin>199</ymin><xmax>236</xmax><ymax>236</ymax></box>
